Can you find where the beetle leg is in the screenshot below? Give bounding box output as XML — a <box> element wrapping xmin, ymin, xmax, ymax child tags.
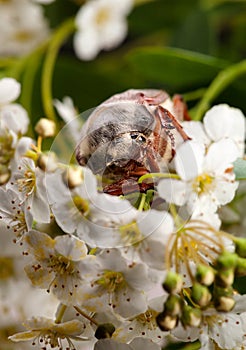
<box><xmin>172</xmin><ymin>94</ymin><xmax>191</xmax><ymax>121</ymax></box>
<box><xmin>156</xmin><ymin>106</ymin><xmax>191</xmax><ymax>142</ymax></box>
<box><xmin>103</xmin><ymin>177</ymin><xmax>154</xmax><ymax>196</ymax></box>
<box><xmin>136</xmin><ymin>90</ymin><xmax>169</xmax><ymax>105</ymax></box>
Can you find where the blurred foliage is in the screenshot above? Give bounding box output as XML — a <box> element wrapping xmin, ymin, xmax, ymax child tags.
<box><xmin>1</xmin><ymin>0</ymin><xmax>245</xmax><ymax>126</ymax></box>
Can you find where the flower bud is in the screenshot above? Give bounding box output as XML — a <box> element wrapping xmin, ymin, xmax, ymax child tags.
<box><xmin>95</xmin><ymin>323</ymin><xmax>115</xmax><ymax>339</ymax></box>
<box><xmin>37</xmin><ymin>152</ymin><xmax>58</xmax><ymax>172</ymax></box>
<box><xmin>63</xmin><ymin>166</ymin><xmax>83</xmax><ymax>189</ymax></box>
<box><xmin>196</xmin><ymin>265</ymin><xmax>215</xmax><ymax>286</ymax></box>
<box><xmin>215</xmin><ymin>268</ymin><xmax>234</xmax><ymax>287</ymax></box>
<box><xmin>162</xmin><ymin>272</ymin><xmax>183</xmax><ymax>294</ymax></box>
<box><xmin>235</xmin><ymin>257</ymin><xmax>246</xmax><ymax>276</ymax></box>
<box><xmin>191</xmin><ymin>282</ymin><xmax>211</xmax><ymax>307</ymax></box>
<box><xmin>213</xmin><ymin>285</ymin><xmax>234</xmax><ymax>298</ymax></box>
<box><xmin>216</xmin><ymin>252</ymin><xmax>238</xmax><ymax>270</ymax></box>
<box><xmin>235</xmin><ymin>238</ymin><xmax>246</xmax><ymax>258</ymax></box>
<box><xmin>215</xmin><ymin>296</ymin><xmax>235</xmax><ymax>312</ymax></box>
<box><xmin>164</xmin><ymin>294</ymin><xmax>182</xmax><ymax>316</ymax></box>
<box><xmin>35</xmin><ymin>118</ymin><xmax>56</xmax><ymax>138</ymax></box>
<box><xmin>156</xmin><ymin>312</ymin><xmax>178</xmax><ymax>331</ymax></box>
<box><xmin>181</xmin><ymin>305</ymin><xmax>202</xmax><ymax>327</ymax></box>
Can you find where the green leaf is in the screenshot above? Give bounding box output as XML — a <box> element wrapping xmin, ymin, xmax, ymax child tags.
<box><xmin>126</xmin><ymin>47</ymin><xmax>228</xmax><ymax>92</ymax></box>
<box><xmin>234</xmin><ymin>158</ymin><xmax>246</xmax><ymax>180</ymax></box>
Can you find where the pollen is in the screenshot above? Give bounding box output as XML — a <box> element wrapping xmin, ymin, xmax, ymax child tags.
<box><xmin>95</xmin><ymin>7</ymin><xmax>110</xmax><ymax>26</ymax></box>
<box><xmin>96</xmin><ymin>270</ymin><xmax>126</xmax><ymax>292</ymax></box>
<box><xmin>16</xmin><ymin>168</ymin><xmax>36</xmax><ymax>196</ymax></box>
<box><xmin>48</xmin><ymin>255</ymin><xmax>75</xmax><ymax>276</ymax></box>
<box><xmin>192</xmin><ymin>173</ymin><xmax>214</xmax><ymax>195</ymax></box>
<box><xmin>119</xmin><ymin>221</ymin><xmax>143</xmax><ymax>245</ymax></box>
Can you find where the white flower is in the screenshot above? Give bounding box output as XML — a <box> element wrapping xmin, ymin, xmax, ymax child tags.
<box><xmin>0</xmin><ymin>0</ymin><xmax>50</xmax><ymax>57</ymax></box>
<box><xmin>82</xmin><ymin>249</ymin><xmax>150</xmax><ymax>318</ymax></box>
<box><xmin>158</xmin><ymin>139</ymin><xmax>239</xmax><ymax>214</ymax></box>
<box><xmin>9</xmin><ymin>316</ymin><xmax>88</xmax><ymax>348</ymax></box>
<box><xmin>113</xmin><ymin>295</ymin><xmax>167</xmax><ymax>344</ymax></box>
<box><xmin>172</xmin><ymin>295</ymin><xmax>246</xmax><ymax>350</ymax></box>
<box><xmin>24</xmin><ymin>230</ymin><xmax>96</xmax><ymax>305</ymax></box>
<box><xmin>0</xmin><ymin>188</ymin><xmax>33</xmax><ymax>240</ymax></box>
<box><xmin>7</xmin><ymin>157</ymin><xmax>51</xmax><ymax>223</ymax></box>
<box><xmin>203</xmin><ymin>104</ymin><xmax>246</xmax><ymax>156</ymax></box>
<box><xmin>94</xmin><ymin>338</ymin><xmax>161</xmax><ymax>350</ymax></box>
<box><xmin>53</xmin><ymin>96</ymin><xmax>81</xmax><ymax>143</ymax></box>
<box><xmin>0</xmin><ymin>77</ymin><xmax>29</xmax><ymax>134</ymax></box>
<box><xmin>74</xmin><ymin>0</ymin><xmax>133</xmax><ymax>60</ymax></box>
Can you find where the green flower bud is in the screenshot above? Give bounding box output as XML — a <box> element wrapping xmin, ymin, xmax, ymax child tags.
<box><xmin>235</xmin><ymin>257</ymin><xmax>246</xmax><ymax>276</ymax></box>
<box><xmin>162</xmin><ymin>272</ymin><xmax>183</xmax><ymax>294</ymax></box>
<box><xmin>196</xmin><ymin>265</ymin><xmax>215</xmax><ymax>286</ymax></box>
<box><xmin>215</xmin><ymin>268</ymin><xmax>234</xmax><ymax>287</ymax></box>
<box><xmin>95</xmin><ymin>323</ymin><xmax>115</xmax><ymax>339</ymax></box>
<box><xmin>216</xmin><ymin>252</ymin><xmax>238</xmax><ymax>270</ymax></box>
<box><xmin>215</xmin><ymin>296</ymin><xmax>235</xmax><ymax>312</ymax></box>
<box><xmin>181</xmin><ymin>305</ymin><xmax>202</xmax><ymax>327</ymax></box>
<box><xmin>213</xmin><ymin>285</ymin><xmax>234</xmax><ymax>298</ymax></box>
<box><xmin>164</xmin><ymin>294</ymin><xmax>182</xmax><ymax>316</ymax></box>
<box><xmin>235</xmin><ymin>238</ymin><xmax>246</xmax><ymax>258</ymax></box>
<box><xmin>191</xmin><ymin>282</ymin><xmax>211</xmax><ymax>307</ymax></box>
<box><xmin>156</xmin><ymin>312</ymin><xmax>178</xmax><ymax>331</ymax></box>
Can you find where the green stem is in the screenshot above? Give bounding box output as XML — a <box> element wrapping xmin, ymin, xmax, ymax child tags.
<box><xmin>41</xmin><ymin>17</ymin><xmax>75</xmax><ymax>122</ymax></box>
<box><xmin>138</xmin><ymin>193</ymin><xmax>146</xmax><ymax>211</ymax></box>
<box><xmin>193</xmin><ymin>59</ymin><xmax>246</xmax><ymax>121</ymax></box>
<box><xmin>138</xmin><ymin>172</ymin><xmax>180</xmax><ymax>184</ymax></box>
<box><xmin>55</xmin><ymin>303</ymin><xmax>67</xmax><ymax>324</ymax></box>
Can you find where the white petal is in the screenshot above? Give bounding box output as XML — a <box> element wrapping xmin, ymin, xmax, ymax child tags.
<box><xmin>1</xmin><ymin>103</ymin><xmax>29</xmax><ymax>134</ymax></box>
<box><xmin>182</xmin><ymin>121</ymin><xmax>210</xmax><ymax>147</ymax></box>
<box><xmin>0</xmin><ymin>78</ymin><xmax>20</xmax><ymax>104</ymax></box>
<box><xmin>213</xmin><ymin>180</ymin><xmax>238</xmax><ymax>205</ymax></box>
<box><xmin>158</xmin><ymin>179</ymin><xmax>190</xmax><ymax>206</ymax></box>
<box><xmin>54</xmin><ymin>235</ymin><xmax>87</xmax><ymax>260</ymax></box>
<box><xmin>204</xmin><ymin>138</ymin><xmax>239</xmax><ymax>175</ymax></box>
<box><xmin>204</xmin><ymin>104</ymin><xmax>246</xmax><ymax>143</ymax></box>
<box><xmin>74</xmin><ymin>30</ymin><xmax>100</xmax><ymax>61</ymax></box>
<box><xmin>174</xmin><ymin>141</ymin><xmax>205</xmax><ymax>180</ymax></box>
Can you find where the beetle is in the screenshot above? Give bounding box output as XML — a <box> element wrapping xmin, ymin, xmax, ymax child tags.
<box><xmin>76</xmin><ymin>89</ymin><xmax>190</xmax><ymax>195</ymax></box>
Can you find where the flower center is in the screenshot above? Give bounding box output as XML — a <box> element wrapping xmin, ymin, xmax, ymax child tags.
<box><xmin>72</xmin><ymin>195</ymin><xmax>90</xmax><ymax>217</ymax></box>
<box><xmin>95</xmin><ymin>7</ymin><xmax>110</xmax><ymax>26</ymax></box>
<box><xmin>48</xmin><ymin>254</ymin><xmax>75</xmax><ymax>276</ymax></box>
<box><xmin>192</xmin><ymin>173</ymin><xmax>214</xmax><ymax>195</ymax></box>
<box><xmin>14</xmin><ymin>30</ymin><xmax>34</xmax><ymax>43</ymax></box>
<box><xmin>136</xmin><ymin>309</ymin><xmax>158</xmax><ymax>329</ymax></box>
<box><xmin>17</xmin><ymin>168</ymin><xmax>36</xmax><ymax>196</ymax></box>
<box><xmin>96</xmin><ymin>270</ymin><xmax>125</xmax><ymax>292</ymax></box>
<box><xmin>119</xmin><ymin>221</ymin><xmax>143</xmax><ymax>245</ymax></box>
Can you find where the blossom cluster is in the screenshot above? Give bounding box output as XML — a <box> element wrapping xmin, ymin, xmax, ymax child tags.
<box><xmin>0</xmin><ymin>0</ymin><xmax>133</xmax><ymax>60</ymax></box>
<box><xmin>1</xmin><ymin>76</ymin><xmax>246</xmax><ymax>350</ymax></box>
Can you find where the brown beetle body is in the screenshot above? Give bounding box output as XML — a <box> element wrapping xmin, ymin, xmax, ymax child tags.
<box><xmin>76</xmin><ymin>89</ymin><xmax>190</xmax><ymax>195</ymax></box>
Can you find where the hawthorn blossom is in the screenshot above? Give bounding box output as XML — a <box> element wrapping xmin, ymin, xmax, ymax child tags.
<box><xmin>172</xmin><ymin>295</ymin><xmax>246</xmax><ymax>349</ymax></box>
<box><xmin>74</xmin><ymin>0</ymin><xmax>133</xmax><ymax>60</ymax></box>
<box><xmin>158</xmin><ymin>139</ymin><xmax>239</xmax><ymax>214</ymax></box>
<box><xmin>82</xmin><ymin>249</ymin><xmax>151</xmax><ymax>318</ymax></box>
<box><xmin>9</xmin><ymin>317</ymin><xmax>88</xmax><ymax>348</ymax></box>
<box><xmin>0</xmin><ymin>188</ymin><xmax>33</xmax><ymax>240</ymax></box>
<box><xmin>0</xmin><ymin>0</ymin><xmax>50</xmax><ymax>56</ymax></box>
<box><xmin>0</xmin><ymin>78</ymin><xmax>29</xmax><ymax>134</ymax></box>
<box><xmin>24</xmin><ymin>230</ymin><xmax>96</xmax><ymax>305</ymax></box>
<box><xmin>7</xmin><ymin>157</ymin><xmax>50</xmax><ymax>223</ymax></box>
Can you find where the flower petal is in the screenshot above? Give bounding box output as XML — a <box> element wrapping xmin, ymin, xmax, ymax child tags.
<box><xmin>0</xmin><ymin>78</ymin><xmax>20</xmax><ymax>104</ymax></box>
<box><xmin>157</xmin><ymin>179</ymin><xmax>190</xmax><ymax>206</ymax></box>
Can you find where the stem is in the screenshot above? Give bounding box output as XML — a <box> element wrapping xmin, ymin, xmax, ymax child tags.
<box><xmin>55</xmin><ymin>303</ymin><xmax>67</xmax><ymax>324</ymax></box>
<box><xmin>73</xmin><ymin>306</ymin><xmax>98</xmax><ymax>326</ymax></box>
<box><xmin>138</xmin><ymin>172</ymin><xmax>180</xmax><ymax>184</ymax></box>
<box><xmin>193</xmin><ymin>60</ymin><xmax>246</xmax><ymax>121</ymax></box>
<box><xmin>138</xmin><ymin>193</ymin><xmax>146</xmax><ymax>211</ymax></box>
<box><xmin>41</xmin><ymin>17</ymin><xmax>75</xmax><ymax>122</ymax></box>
